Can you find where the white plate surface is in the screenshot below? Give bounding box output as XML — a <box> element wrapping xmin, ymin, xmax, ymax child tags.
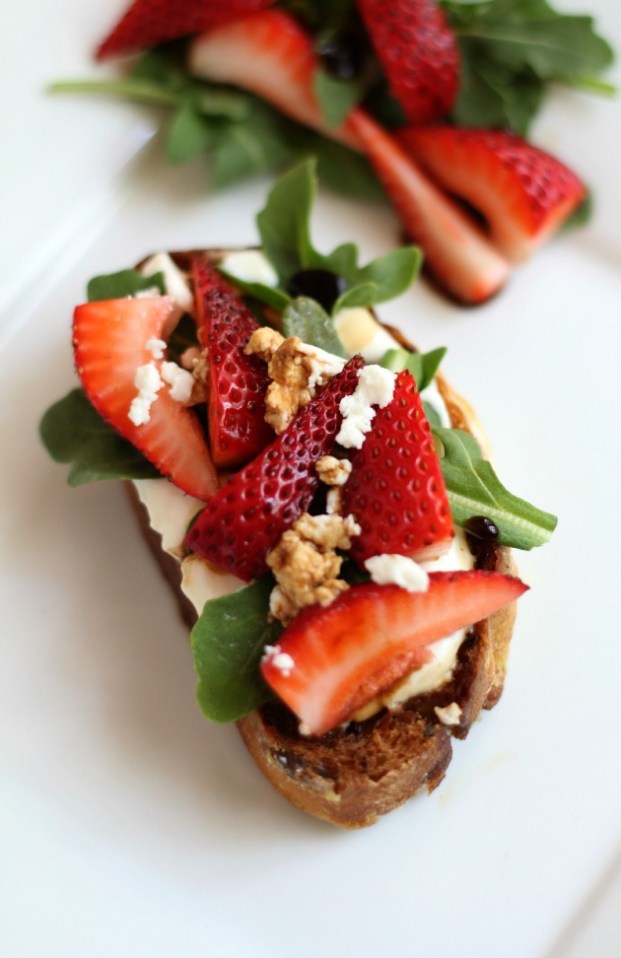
<box><xmin>2</xmin><ymin>3</ymin><xmax>621</xmax><ymax>957</ymax></box>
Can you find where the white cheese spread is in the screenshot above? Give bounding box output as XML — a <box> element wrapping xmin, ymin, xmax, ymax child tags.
<box><xmin>139</xmin><ymin>252</ymin><xmax>194</xmax><ymax>316</ymax></box>
<box><xmin>364</xmin><ymin>554</ymin><xmax>430</xmax><ymax>592</ymax></box>
<box><xmin>220</xmin><ymin>249</ymin><xmax>279</xmax><ymax>287</ymax></box>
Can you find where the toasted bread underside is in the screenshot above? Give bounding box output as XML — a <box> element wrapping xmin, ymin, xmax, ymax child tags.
<box><xmin>129</xmin><ymin>250</ymin><xmax>519</xmax><ymax>828</ymax></box>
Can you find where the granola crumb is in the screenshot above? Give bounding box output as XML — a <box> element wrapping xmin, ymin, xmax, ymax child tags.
<box><xmin>246</xmin><ymin>331</ymin><xmax>345</xmax><ymax>434</ymax></box>
<box><xmin>315</xmin><ymin>455</ymin><xmax>352</xmax><ymax>487</ymax></box>
<box><xmin>245</xmin><ymin>326</ymin><xmax>285</xmax><ymax>362</ymax></box>
<box><xmin>267</xmin><ymin>512</ymin><xmax>360</xmax><ymax>625</ymax></box>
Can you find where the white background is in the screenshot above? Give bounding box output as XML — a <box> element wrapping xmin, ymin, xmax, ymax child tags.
<box><xmin>2</xmin><ymin>2</ymin><xmax>621</xmax><ymax>957</ymax></box>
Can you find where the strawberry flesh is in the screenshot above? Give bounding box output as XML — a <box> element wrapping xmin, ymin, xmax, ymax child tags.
<box><xmin>96</xmin><ymin>0</ymin><xmax>274</xmax><ymax>60</ymax></box>
<box><xmin>342</xmin><ymin>369</ymin><xmax>453</xmax><ymax>564</ymax></box>
<box><xmin>73</xmin><ymin>296</ymin><xmax>218</xmax><ymax>500</ymax></box>
<box><xmin>185</xmin><ymin>355</ymin><xmax>365</xmax><ymax>581</ymax></box>
<box><xmin>262</xmin><ymin>571</ymin><xmax>528</xmax><ymax>736</ymax></box>
<box><xmin>357</xmin><ymin>0</ymin><xmax>460</xmax><ymax>125</ymax></box>
<box><xmin>400</xmin><ymin>127</ymin><xmax>588</xmax><ymax>262</ymax></box>
<box><xmin>192</xmin><ymin>257</ymin><xmax>274</xmax><ymax>469</ymax></box>
<box><xmin>346</xmin><ymin>110</ymin><xmax>510</xmax><ymax>304</ymax></box>
<box><xmin>188</xmin><ymin>10</ymin><xmax>361</xmax><ymax>149</ymax></box>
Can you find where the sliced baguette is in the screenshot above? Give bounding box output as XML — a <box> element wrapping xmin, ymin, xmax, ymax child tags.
<box><xmin>130</xmin><ymin>248</ymin><xmax>518</xmax><ymax>828</ymax></box>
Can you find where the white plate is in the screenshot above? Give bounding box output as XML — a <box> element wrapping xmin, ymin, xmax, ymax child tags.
<box><xmin>2</xmin><ymin>3</ymin><xmax>621</xmax><ymax>957</ymax></box>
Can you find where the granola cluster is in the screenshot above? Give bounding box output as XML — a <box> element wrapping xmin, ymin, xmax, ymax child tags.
<box><xmin>267</xmin><ymin>513</ymin><xmax>360</xmax><ymax>625</ymax></box>
<box><xmin>245</xmin><ymin>328</ymin><xmax>345</xmax><ymax>433</ymax></box>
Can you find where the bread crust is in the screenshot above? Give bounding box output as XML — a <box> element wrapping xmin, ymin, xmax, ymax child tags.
<box><xmin>129</xmin><ymin>250</ymin><xmax>519</xmax><ymax>828</ymax></box>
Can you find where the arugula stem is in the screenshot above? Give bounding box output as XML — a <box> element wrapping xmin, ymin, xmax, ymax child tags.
<box><xmin>569</xmin><ymin>77</ymin><xmax>617</xmax><ymax>96</ymax></box>
<box><xmin>48</xmin><ymin>79</ymin><xmax>180</xmax><ymax>108</ymax></box>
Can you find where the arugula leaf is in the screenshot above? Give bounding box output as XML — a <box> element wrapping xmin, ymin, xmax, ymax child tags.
<box><xmin>256</xmin><ymin>158</ymin><xmax>420</xmax><ymax>308</ymax></box>
<box><xmin>453</xmin><ymin>44</ymin><xmax>545</xmax><ymax>135</ymax></box>
<box><xmin>380</xmin><ymin>346</ymin><xmax>447</xmax><ymax>392</ymax></box>
<box><xmin>282</xmin><ymin>297</ymin><xmax>347</xmax><ymax>356</ymax></box>
<box><xmin>87</xmin><ymin>269</ymin><xmax>165</xmax><ymax>302</ymax></box>
<box><xmin>333</xmin><ymin>247</ymin><xmax>422</xmax><ymax>312</ymax></box>
<box><xmin>39</xmin><ymin>389</ymin><xmax>159</xmax><ymax>485</ymax></box>
<box><xmin>210</xmin><ymin>100</ymin><xmax>298</xmax><ymax>188</ymax></box>
<box><xmin>289</xmin><ymin>130</ymin><xmax>385</xmax><ymax>201</ymax></box>
<box><xmin>423</xmin><ymin>401</ymin><xmax>443</xmax><ymax>429</ymax></box>
<box><xmin>256</xmin><ymin>159</ymin><xmax>317</xmax><ymax>283</ymax></box>
<box><xmin>165</xmin><ymin>99</ymin><xmax>219</xmax><ymax>165</ymax></box>
<box><xmin>218</xmin><ymin>271</ymin><xmax>291</xmax><ymax>311</ymax></box>
<box><xmin>191</xmin><ymin>577</ymin><xmax>280</xmax><ymax>722</ymax></box>
<box><xmin>313</xmin><ymin>67</ymin><xmax>368</xmax><ymax>128</ymax></box>
<box><xmin>443</xmin><ymin>0</ymin><xmax>615</xmax><ymax>132</ymax></box>
<box><xmin>434</xmin><ymin>425</ymin><xmax>557</xmax><ymax>549</ymax></box>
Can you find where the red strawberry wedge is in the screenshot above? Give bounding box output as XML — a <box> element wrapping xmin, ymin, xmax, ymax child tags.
<box><xmin>185</xmin><ymin>355</ymin><xmax>365</xmax><ymax>581</ymax></box>
<box><xmin>262</xmin><ymin>572</ymin><xmax>528</xmax><ymax>736</ymax></box>
<box><xmin>399</xmin><ymin>127</ymin><xmax>588</xmax><ymax>262</ymax></box>
<box><xmin>73</xmin><ymin>296</ymin><xmax>218</xmax><ymax>500</ymax></box>
<box><xmin>342</xmin><ymin>370</ymin><xmax>453</xmax><ymax>564</ymax></box>
<box><xmin>346</xmin><ymin>110</ymin><xmax>510</xmax><ymax>304</ymax></box>
<box><xmin>192</xmin><ymin>258</ymin><xmax>274</xmax><ymax>469</ymax></box>
<box><xmin>188</xmin><ymin>10</ymin><xmax>361</xmax><ymax>149</ymax></box>
<box><xmin>96</xmin><ymin>0</ymin><xmax>274</xmax><ymax>60</ymax></box>
<box><xmin>357</xmin><ymin>0</ymin><xmax>460</xmax><ymax>125</ymax></box>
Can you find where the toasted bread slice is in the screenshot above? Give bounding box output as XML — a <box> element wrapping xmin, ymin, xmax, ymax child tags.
<box><xmin>129</xmin><ymin>249</ymin><xmax>518</xmax><ymax>828</ymax></box>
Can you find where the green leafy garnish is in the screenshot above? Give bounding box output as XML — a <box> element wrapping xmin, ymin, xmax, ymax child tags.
<box><xmin>256</xmin><ymin>158</ymin><xmax>421</xmax><ymax>308</ymax></box>
<box><xmin>442</xmin><ymin>0</ymin><xmax>615</xmax><ymax>134</ymax></box>
<box><xmin>191</xmin><ymin>577</ymin><xmax>280</xmax><ymax>722</ymax></box>
<box><xmin>423</xmin><ymin>402</ymin><xmax>443</xmax><ymax>429</ymax></box>
<box><xmin>282</xmin><ymin>297</ymin><xmax>347</xmax><ymax>356</ymax></box>
<box><xmin>217</xmin><ymin>271</ymin><xmax>291</xmax><ymax>311</ymax></box>
<box><xmin>313</xmin><ymin>67</ymin><xmax>368</xmax><ymax>128</ymax></box>
<box><xmin>49</xmin><ymin>46</ymin><xmax>383</xmax><ymax>199</ymax></box>
<box><xmin>379</xmin><ymin>346</ymin><xmax>447</xmax><ymax>392</ymax></box>
<box><xmin>39</xmin><ymin>389</ymin><xmax>159</xmax><ymax>485</ymax></box>
<box><xmin>165</xmin><ymin>99</ymin><xmax>221</xmax><ymax>165</ymax></box>
<box><xmin>434</xmin><ymin>426</ymin><xmax>557</xmax><ymax>549</ymax></box>
<box><xmin>87</xmin><ymin>269</ymin><xmax>165</xmax><ymax>302</ymax></box>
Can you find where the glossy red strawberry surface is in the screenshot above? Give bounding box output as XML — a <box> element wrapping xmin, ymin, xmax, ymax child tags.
<box><xmin>185</xmin><ymin>355</ymin><xmax>365</xmax><ymax>581</ymax></box>
<box><xmin>73</xmin><ymin>296</ymin><xmax>218</xmax><ymax>500</ymax></box>
<box><xmin>399</xmin><ymin>127</ymin><xmax>588</xmax><ymax>262</ymax></box>
<box><xmin>192</xmin><ymin>257</ymin><xmax>273</xmax><ymax>469</ymax></box>
<box><xmin>357</xmin><ymin>0</ymin><xmax>460</xmax><ymax>125</ymax></box>
<box><xmin>342</xmin><ymin>370</ymin><xmax>453</xmax><ymax>564</ymax></box>
<box><xmin>262</xmin><ymin>571</ymin><xmax>528</xmax><ymax>735</ymax></box>
<box><xmin>347</xmin><ymin>110</ymin><xmax>510</xmax><ymax>304</ymax></box>
<box><xmin>96</xmin><ymin>0</ymin><xmax>274</xmax><ymax>60</ymax></box>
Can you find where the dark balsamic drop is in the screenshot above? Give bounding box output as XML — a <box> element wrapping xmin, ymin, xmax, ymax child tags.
<box><xmin>318</xmin><ymin>30</ymin><xmax>364</xmax><ymax>81</ymax></box>
<box><xmin>287</xmin><ymin>268</ymin><xmax>348</xmax><ymax>312</ymax></box>
<box><xmin>464</xmin><ymin>515</ymin><xmax>500</xmax><ymax>569</ymax></box>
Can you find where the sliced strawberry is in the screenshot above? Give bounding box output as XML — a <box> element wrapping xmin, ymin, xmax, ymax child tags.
<box><xmin>262</xmin><ymin>571</ymin><xmax>527</xmax><ymax>735</ymax></box>
<box><xmin>188</xmin><ymin>10</ymin><xmax>361</xmax><ymax>149</ymax></box>
<box><xmin>96</xmin><ymin>0</ymin><xmax>274</xmax><ymax>60</ymax></box>
<box><xmin>342</xmin><ymin>370</ymin><xmax>453</xmax><ymax>563</ymax></box>
<box><xmin>192</xmin><ymin>257</ymin><xmax>273</xmax><ymax>469</ymax></box>
<box><xmin>184</xmin><ymin>356</ymin><xmax>364</xmax><ymax>581</ymax></box>
<box><xmin>357</xmin><ymin>0</ymin><xmax>460</xmax><ymax>125</ymax></box>
<box><xmin>399</xmin><ymin>127</ymin><xmax>588</xmax><ymax>262</ymax></box>
<box><xmin>346</xmin><ymin>110</ymin><xmax>510</xmax><ymax>304</ymax></box>
<box><xmin>73</xmin><ymin>296</ymin><xmax>218</xmax><ymax>500</ymax></box>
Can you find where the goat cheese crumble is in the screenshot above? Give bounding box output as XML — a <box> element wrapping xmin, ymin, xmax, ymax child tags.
<box><xmin>336</xmin><ymin>365</ymin><xmax>396</xmax><ymax>449</ymax></box>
